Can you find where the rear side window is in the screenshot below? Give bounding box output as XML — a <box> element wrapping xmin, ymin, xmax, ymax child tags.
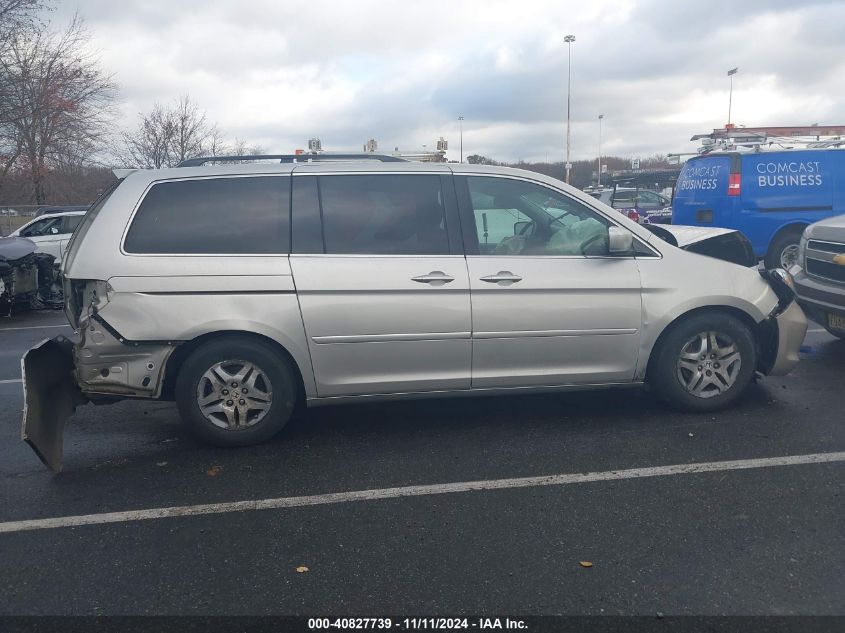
<box><xmin>63</xmin><ymin>215</ymin><xmax>83</xmax><ymax>233</ymax></box>
<box><xmin>318</xmin><ymin>175</ymin><xmax>449</xmax><ymax>255</ymax></box>
<box><xmin>124</xmin><ymin>176</ymin><xmax>290</xmax><ymax>254</ymax></box>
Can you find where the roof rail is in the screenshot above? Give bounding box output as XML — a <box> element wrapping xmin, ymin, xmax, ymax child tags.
<box><xmin>177</xmin><ymin>153</ymin><xmax>408</xmax><ymax>167</ymax></box>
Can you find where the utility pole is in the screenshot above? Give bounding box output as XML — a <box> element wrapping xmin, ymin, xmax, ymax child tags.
<box><xmin>597</xmin><ymin>114</ymin><xmax>604</xmax><ymax>187</ymax></box>
<box><xmin>564</xmin><ymin>34</ymin><xmax>575</xmax><ymax>183</ymax></box>
<box><xmin>458</xmin><ymin>116</ymin><xmax>464</xmax><ymax>163</ymax></box>
<box><xmin>727</xmin><ymin>67</ymin><xmax>738</xmax><ymax>126</ymax></box>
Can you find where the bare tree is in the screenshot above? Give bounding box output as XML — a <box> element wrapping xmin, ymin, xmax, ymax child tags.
<box><xmin>122</xmin><ymin>95</ymin><xmax>220</xmax><ymax>168</ymax></box>
<box><xmin>122</xmin><ymin>103</ymin><xmax>176</xmax><ymax>169</ymax></box>
<box><xmin>0</xmin><ymin>15</ymin><xmax>118</xmax><ymax>203</ymax></box>
<box><xmin>0</xmin><ymin>0</ymin><xmax>45</xmax><ymax>193</ymax></box>
<box><xmin>0</xmin><ymin>0</ymin><xmax>46</xmax><ymax>45</ymax></box>
<box><xmin>169</xmin><ymin>95</ymin><xmax>212</xmax><ymax>164</ymax></box>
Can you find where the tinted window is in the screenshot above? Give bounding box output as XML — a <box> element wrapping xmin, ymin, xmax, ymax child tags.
<box><xmin>124</xmin><ymin>177</ymin><xmax>290</xmax><ymax>254</ymax></box>
<box><xmin>291</xmin><ymin>176</ymin><xmax>324</xmax><ymax>254</ymax></box>
<box><xmin>319</xmin><ymin>175</ymin><xmax>449</xmax><ymax>255</ymax></box>
<box><xmin>466</xmin><ymin>177</ymin><xmax>610</xmax><ymax>256</ymax></box>
<box><xmin>63</xmin><ymin>215</ymin><xmax>83</xmax><ymax>233</ymax></box>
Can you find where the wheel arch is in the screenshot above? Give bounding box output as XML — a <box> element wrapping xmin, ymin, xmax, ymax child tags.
<box><xmin>766</xmin><ymin>222</ymin><xmax>809</xmax><ymax>255</ymax></box>
<box><xmin>643</xmin><ymin>305</ymin><xmax>763</xmax><ymax>383</ymax></box>
<box><xmin>161</xmin><ymin>330</ymin><xmax>309</xmax><ymax>404</ymax></box>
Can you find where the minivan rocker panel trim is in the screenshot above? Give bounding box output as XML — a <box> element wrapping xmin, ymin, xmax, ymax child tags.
<box><xmin>22</xmin><ymin>161</ymin><xmax>807</xmax><ymax>471</ymax></box>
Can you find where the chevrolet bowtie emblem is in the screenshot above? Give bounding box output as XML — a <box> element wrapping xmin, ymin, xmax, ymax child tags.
<box><xmin>834</xmin><ymin>254</ymin><xmax>845</xmax><ymax>266</ymax></box>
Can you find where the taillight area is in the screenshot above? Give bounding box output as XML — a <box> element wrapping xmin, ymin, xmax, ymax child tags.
<box><xmin>728</xmin><ymin>173</ymin><xmax>741</xmax><ymax>196</ymax></box>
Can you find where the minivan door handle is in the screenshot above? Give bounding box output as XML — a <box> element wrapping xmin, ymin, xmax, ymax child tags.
<box><xmin>411</xmin><ymin>271</ymin><xmax>455</xmax><ymax>286</ymax></box>
<box><xmin>480</xmin><ymin>271</ymin><xmax>523</xmax><ymax>284</ymax></box>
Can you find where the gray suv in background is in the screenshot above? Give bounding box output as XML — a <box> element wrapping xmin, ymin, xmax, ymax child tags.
<box><xmin>793</xmin><ymin>215</ymin><xmax>845</xmax><ymax>338</ymax></box>
<box><xmin>22</xmin><ymin>155</ymin><xmax>806</xmax><ymax>471</ymax></box>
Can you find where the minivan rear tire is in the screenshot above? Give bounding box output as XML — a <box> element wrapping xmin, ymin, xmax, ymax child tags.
<box><xmin>175</xmin><ymin>336</ymin><xmax>297</xmax><ymax>447</ymax></box>
<box><xmin>650</xmin><ymin>312</ymin><xmax>757</xmax><ymax>412</ymax></box>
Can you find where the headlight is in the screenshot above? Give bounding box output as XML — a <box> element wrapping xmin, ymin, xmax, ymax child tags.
<box><xmin>765</xmin><ymin>267</ymin><xmax>796</xmax><ymax>306</ymax></box>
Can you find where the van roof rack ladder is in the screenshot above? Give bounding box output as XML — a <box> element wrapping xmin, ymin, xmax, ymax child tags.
<box><xmin>177</xmin><ymin>154</ymin><xmax>409</xmax><ymax>167</ymax></box>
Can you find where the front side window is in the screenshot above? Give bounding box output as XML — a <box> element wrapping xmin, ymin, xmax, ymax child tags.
<box><xmin>319</xmin><ymin>175</ymin><xmax>449</xmax><ymax>255</ymax></box>
<box><xmin>124</xmin><ymin>176</ymin><xmax>290</xmax><ymax>254</ymax></box>
<box><xmin>465</xmin><ymin>177</ymin><xmax>610</xmax><ymax>256</ymax></box>
<box><xmin>636</xmin><ymin>190</ymin><xmax>668</xmax><ymax>209</ymax></box>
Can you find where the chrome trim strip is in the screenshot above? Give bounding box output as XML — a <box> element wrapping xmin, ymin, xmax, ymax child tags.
<box><xmin>312</xmin><ymin>332</ymin><xmax>472</xmax><ymax>344</ymax></box>
<box><xmin>306</xmin><ymin>381</ymin><xmax>642</xmax><ymax>406</ymax></box>
<box><xmin>474</xmin><ymin>328</ymin><xmax>637</xmax><ymax>339</ymax></box>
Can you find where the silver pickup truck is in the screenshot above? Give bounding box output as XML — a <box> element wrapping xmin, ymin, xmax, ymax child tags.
<box><xmin>792</xmin><ymin>214</ymin><xmax>845</xmax><ymax>338</ymax></box>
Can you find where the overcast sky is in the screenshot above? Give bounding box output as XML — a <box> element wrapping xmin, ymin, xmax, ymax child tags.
<box><xmin>52</xmin><ymin>0</ymin><xmax>845</xmax><ymax>163</ymax></box>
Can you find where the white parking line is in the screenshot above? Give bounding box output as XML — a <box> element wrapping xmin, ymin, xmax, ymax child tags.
<box><xmin>0</xmin><ymin>324</ymin><xmax>70</xmax><ymax>332</ymax></box>
<box><xmin>1</xmin><ymin>451</ymin><xmax>843</xmax><ymax>535</ymax></box>
<box><xmin>0</xmin><ymin>378</ymin><xmax>22</xmax><ymax>384</ymax></box>
<box><xmin>806</xmin><ymin>328</ymin><xmax>827</xmax><ymax>333</ymax></box>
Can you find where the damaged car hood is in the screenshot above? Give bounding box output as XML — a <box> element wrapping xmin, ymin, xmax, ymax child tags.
<box><xmin>644</xmin><ymin>224</ymin><xmax>758</xmax><ymax>267</ymax></box>
<box><xmin>0</xmin><ymin>236</ymin><xmax>37</xmax><ymax>261</ymax></box>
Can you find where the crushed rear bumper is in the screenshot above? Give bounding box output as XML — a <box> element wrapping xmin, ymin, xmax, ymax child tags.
<box><xmin>21</xmin><ymin>336</ymin><xmax>87</xmax><ymax>472</ymax></box>
<box><xmin>21</xmin><ymin>317</ymin><xmax>176</xmax><ymax>472</ymax></box>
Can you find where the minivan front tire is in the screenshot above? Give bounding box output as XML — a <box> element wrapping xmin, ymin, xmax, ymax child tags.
<box><xmin>175</xmin><ymin>336</ymin><xmax>297</xmax><ymax>447</ymax></box>
<box><xmin>650</xmin><ymin>312</ymin><xmax>757</xmax><ymax>412</ymax></box>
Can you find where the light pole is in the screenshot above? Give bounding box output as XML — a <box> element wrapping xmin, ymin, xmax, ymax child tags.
<box><xmin>458</xmin><ymin>116</ymin><xmax>464</xmax><ymax>163</ymax></box>
<box><xmin>727</xmin><ymin>67</ymin><xmax>738</xmax><ymax>126</ymax></box>
<box><xmin>597</xmin><ymin>114</ymin><xmax>604</xmax><ymax>187</ymax></box>
<box><xmin>564</xmin><ymin>34</ymin><xmax>575</xmax><ymax>183</ymax></box>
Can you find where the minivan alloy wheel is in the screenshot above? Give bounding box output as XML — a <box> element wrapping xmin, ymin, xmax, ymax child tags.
<box><xmin>676</xmin><ymin>331</ymin><xmax>741</xmax><ymax>398</ymax></box>
<box><xmin>196</xmin><ymin>360</ymin><xmax>273</xmax><ymax>429</ymax></box>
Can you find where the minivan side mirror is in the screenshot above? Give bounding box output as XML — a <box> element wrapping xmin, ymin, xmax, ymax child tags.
<box><xmin>608</xmin><ymin>226</ymin><xmax>634</xmax><ymax>255</ymax></box>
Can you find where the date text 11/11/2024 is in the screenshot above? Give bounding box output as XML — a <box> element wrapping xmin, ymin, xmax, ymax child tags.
<box><xmin>307</xmin><ymin>618</ymin><xmax>529</xmax><ymax>630</ymax></box>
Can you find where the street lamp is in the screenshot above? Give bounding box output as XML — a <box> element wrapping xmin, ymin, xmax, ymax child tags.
<box><xmin>458</xmin><ymin>116</ymin><xmax>464</xmax><ymax>163</ymax></box>
<box><xmin>597</xmin><ymin>114</ymin><xmax>604</xmax><ymax>187</ymax></box>
<box><xmin>564</xmin><ymin>34</ymin><xmax>575</xmax><ymax>183</ymax></box>
<box><xmin>727</xmin><ymin>67</ymin><xmax>738</xmax><ymax>126</ymax></box>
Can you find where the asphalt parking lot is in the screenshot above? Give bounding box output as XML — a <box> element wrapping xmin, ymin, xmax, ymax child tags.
<box><xmin>0</xmin><ymin>309</ymin><xmax>844</xmax><ymax>616</ymax></box>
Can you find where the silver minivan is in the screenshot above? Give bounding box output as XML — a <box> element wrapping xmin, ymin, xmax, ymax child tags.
<box><xmin>22</xmin><ymin>155</ymin><xmax>807</xmax><ymax>471</ymax></box>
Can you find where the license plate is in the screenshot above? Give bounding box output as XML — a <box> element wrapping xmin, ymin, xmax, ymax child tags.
<box><xmin>828</xmin><ymin>313</ymin><xmax>845</xmax><ymax>332</ymax></box>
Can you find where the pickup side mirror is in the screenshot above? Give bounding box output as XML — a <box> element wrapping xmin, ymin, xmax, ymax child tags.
<box><xmin>608</xmin><ymin>226</ymin><xmax>634</xmax><ymax>255</ymax></box>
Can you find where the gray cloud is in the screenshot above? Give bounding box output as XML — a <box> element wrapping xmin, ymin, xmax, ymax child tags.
<box><xmin>49</xmin><ymin>0</ymin><xmax>845</xmax><ymax>163</ymax></box>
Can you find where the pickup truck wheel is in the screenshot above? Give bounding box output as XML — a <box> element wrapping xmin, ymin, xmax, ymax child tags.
<box><xmin>650</xmin><ymin>313</ymin><xmax>757</xmax><ymax>412</ymax></box>
<box><xmin>175</xmin><ymin>337</ymin><xmax>296</xmax><ymax>447</ymax></box>
<box><xmin>764</xmin><ymin>229</ymin><xmax>803</xmax><ymax>270</ymax></box>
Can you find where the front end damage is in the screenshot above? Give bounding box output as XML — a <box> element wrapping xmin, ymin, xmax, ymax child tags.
<box><xmin>22</xmin><ymin>281</ymin><xmax>177</xmax><ymax>472</ymax></box>
<box><xmin>0</xmin><ymin>237</ymin><xmax>63</xmax><ymax>316</ymax></box>
<box><xmin>756</xmin><ymin>269</ymin><xmax>808</xmax><ymax>377</ymax></box>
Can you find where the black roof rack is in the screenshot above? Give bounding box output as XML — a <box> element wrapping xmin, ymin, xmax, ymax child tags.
<box><xmin>177</xmin><ymin>153</ymin><xmax>408</xmax><ymax>167</ymax></box>
<box><xmin>607</xmin><ymin>169</ymin><xmax>681</xmax><ymax>187</ymax></box>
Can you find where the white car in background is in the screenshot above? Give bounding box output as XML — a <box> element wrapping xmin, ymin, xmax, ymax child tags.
<box><xmin>9</xmin><ymin>209</ymin><xmax>86</xmax><ymax>264</ymax></box>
